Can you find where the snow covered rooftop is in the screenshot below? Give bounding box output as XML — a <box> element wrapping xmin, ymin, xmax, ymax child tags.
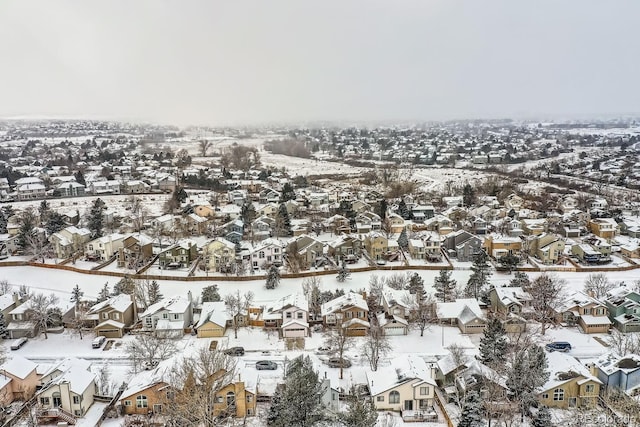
<box><xmin>366</xmin><ymin>354</ymin><xmax>436</xmax><ymax>396</ymax></box>
<box><xmin>1</xmin><ymin>355</ymin><xmax>37</xmax><ymax>379</ymax></box>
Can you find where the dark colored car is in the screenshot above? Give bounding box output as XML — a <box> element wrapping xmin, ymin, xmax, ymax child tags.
<box><xmin>256</xmin><ymin>360</ymin><xmax>278</xmax><ymax>370</ymax></box>
<box><xmin>545</xmin><ymin>342</ymin><xmax>572</xmax><ymax>352</ymax></box>
<box><xmin>224</xmin><ymin>346</ymin><xmax>245</xmax><ymax>356</ymax></box>
<box><xmin>327</xmin><ymin>357</ymin><xmax>352</xmax><ymax>368</ymax></box>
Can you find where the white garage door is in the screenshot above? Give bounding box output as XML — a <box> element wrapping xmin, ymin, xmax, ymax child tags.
<box><xmin>284</xmin><ymin>328</ymin><xmax>307</xmax><ymax>338</ymax></box>
<box><xmin>384</xmin><ymin>327</ymin><xmax>406</xmax><ymax>336</ymax></box>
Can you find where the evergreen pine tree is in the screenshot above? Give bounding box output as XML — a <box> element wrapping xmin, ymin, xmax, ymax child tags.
<box><xmin>266</xmin><ymin>265</ymin><xmax>281</xmax><ymax>289</ymax></box>
<box><xmin>240</xmin><ymin>201</ymin><xmax>256</xmax><ymax>227</ymax></box>
<box><xmin>378</xmin><ymin>199</ymin><xmax>388</xmax><ymax>220</ymax></box>
<box><xmin>397</xmin><ymin>200</ymin><xmax>412</xmax><ymax>220</ymax></box>
<box><xmin>201</xmin><ymin>285</ymin><xmax>221</xmax><ymax>302</ymax></box>
<box><xmin>458</xmin><ymin>391</ymin><xmax>483</xmax><ymax>427</ymax></box>
<box><xmin>507</xmin><ymin>345</ymin><xmax>549</xmax><ymax>418</ymax></box>
<box><xmin>465</xmin><ymin>250</ymin><xmax>493</xmax><ymax>300</ymax></box>
<box><xmin>148</xmin><ymin>280</ymin><xmax>162</xmax><ymax>305</ymax></box>
<box><xmin>276</xmin><ymin>203</ymin><xmax>291</xmax><ymax>237</ymax></box>
<box><xmin>45</xmin><ymin>212</ymin><xmax>67</xmax><ymax>236</ymax></box>
<box><xmin>339</xmin><ymin>389</ymin><xmax>378</xmax><ymax>427</ymax></box>
<box><xmin>407</xmin><ymin>273</ymin><xmax>425</xmax><ymax>294</ymax></box>
<box><xmin>336</xmin><ymin>261</ymin><xmax>351</xmax><ymax>282</ymax></box>
<box><xmin>39</xmin><ymin>199</ymin><xmax>50</xmax><ymax>224</ymax></box>
<box><xmin>462</xmin><ymin>183</ymin><xmax>476</xmax><ymax>207</ymax></box>
<box><xmin>87</xmin><ymin>198</ymin><xmax>106</xmax><ymax>238</ymax></box>
<box><xmin>397</xmin><ymin>229</ymin><xmax>409</xmax><ymax>250</ymax></box>
<box><xmin>97</xmin><ymin>283</ymin><xmax>110</xmax><ymax>303</ymax></box>
<box><xmin>479</xmin><ymin>318</ymin><xmax>507</xmax><ymax>366</ymax></box>
<box><xmin>279</xmin><ymin>183</ymin><xmax>296</xmax><ymax>202</ymax></box>
<box><xmin>0</xmin><ymin>311</ymin><xmax>7</xmax><ymax>338</ymax></box>
<box><xmin>71</xmin><ymin>284</ymin><xmax>84</xmax><ymax>307</ymax></box>
<box><xmin>532</xmin><ymin>406</ymin><xmax>552</xmax><ymax>427</ymax></box>
<box><xmin>112</xmin><ymin>276</ymin><xmax>135</xmax><ymax>295</ymax></box>
<box><xmin>0</xmin><ymin>210</ymin><xmax>7</xmax><ymax>234</ymax></box>
<box><xmin>434</xmin><ymin>269</ymin><xmax>457</xmax><ymax>302</ymax></box>
<box><xmin>74</xmin><ymin>170</ymin><xmax>86</xmax><ymax>186</ymax></box>
<box><xmin>267</xmin><ymin>355</ymin><xmax>325</xmax><ymax>427</ymax></box>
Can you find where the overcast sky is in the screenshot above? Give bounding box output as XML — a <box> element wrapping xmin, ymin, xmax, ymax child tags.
<box><xmin>1</xmin><ymin>1</ymin><xmax>639</xmax><ymax>126</ymax></box>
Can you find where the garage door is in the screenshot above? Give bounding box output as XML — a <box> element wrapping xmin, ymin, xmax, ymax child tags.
<box><xmin>97</xmin><ymin>328</ymin><xmax>121</xmax><ymax>338</ymax></box>
<box><xmin>283</xmin><ymin>328</ymin><xmax>307</xmax><ymax>338</ymax></box>
<box><xmin>384</xmin><ymin>327</ymin><xmax>406</xmax><ymax>336</ymax></box>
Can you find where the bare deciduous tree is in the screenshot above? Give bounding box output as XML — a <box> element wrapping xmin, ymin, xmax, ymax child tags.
<box><xmin>583</xmin><ymin>273</ymin><xmax>614</xmax><ymax>299</ymax></box>
<box><xmin>362</xmin><ymin>325</ymin><xmax>392</xmax><ymax>371</ymax></box>
<box><xmin>607</xmin><ymin>330</ymin><xmax>640</xmax><ymax>355</ymax></box>
<box><xmin>25</xmin><ymin>292</ymin><xmax>59</xmax><ymax>339</ymax></box>
<box><xmin>224</xmin><ymin>290</ymin><xmax>254</xmax><ymax>339</ymax></box>
<box><xmin>0</xmin><ymin>280</ymin><xmax>13</xmax><ymax>295</ymax></box>
<box><xmin>198</xmin><ymin>139</ymin><xmax>212</xmax><ymax>157</ymax></box>
<box><xmin>126</xmin><ymin>332</ymin><xmax>177</xmax><ymax>374</ymax></box>
<box><xmin>527</xmin><ymin>273</ymin><xmax>565</xmax><ymax>335</ymax></box>
<box><xmin>402</xmin><ymin>292</ymin><xmax>436</xmax><ymax>337</ymax></box>
<box><xmin>325</xmin><ymin>323</ymin><xmax>352</xmax><ymax>380</ymax></box>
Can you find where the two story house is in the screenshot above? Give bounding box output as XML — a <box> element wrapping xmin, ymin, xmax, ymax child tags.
<box><xmin>538</xmin><ymin>352</ymin><xmax>601</xmax><ymax>409</ymax></box>
<box><xmin>556</xmin><ymin>291</ymin><xmax>611</xmax><ymax>334</ymax></box>
<box><xmin>594</xmin><ymin>353</ymin><xmax>640</xmax><ymax>395</ymax></box>
<box><xmin>442</xmin><ymin>230</ymin><xmax>482</xmax><ymax>262</ymax></box>
<box><xmin>321</xmin><ymin>292</ymin><xmax>369</xmax><ymax>336</ymax></box>
<box><xmin>49</xmin><ymin>226</ymin><xmax>92</xmax><ymax>259</ymax></box>
<box><xmin>250</xmin><ymin>238</ymin><xmax>284</xmax><ymax>270</ymax></box>
<box><xmin>139</xmin><ymin>295</ymin><xmax>193</xmax><ymax>338</ymax></box>
<box><xmin>202</xmin><ymin>238</ymin><xmax>237</xmax><ymax>273</ymax></box>
<box><xmin>327</xmin><ymin>235</ymin><xmax>362</xmax><ymax>264</ymax></box>
<box><xmin>588</xmin><ymin>217</ymin><xmax>618</xmax><ymax>240</ymax></box>
<box><xmin>604</xmin><ymin>288</ymin><xmax>640</xmax><ymax>333</ymax></box>
<box><xmin>363</xmin><ymin>232</ymin><xmax>388</xmax><ymax>261</ymax></box>
<box><xmin>158</xmin><ymin>241</ymin><xmax>198</xmax><ymax>269</ymax></box>
<box><xmin>263</xmin><ymin>293</ymin><xmax>309</xmax><ymax>338</ymax></box>
<box><xmin>0</xmin><ymin>356</ymin><xmax>39</xmax><ymax>404</ymax></box>
<box><xmin>87</xmin><ymin>294</ymin><xmax>135</xmax><ymax>338</ymax></box>
<box><xmin>85</xmin><ymin>233</ymin><xmax>127</xmax><ymax>262</ymax></box>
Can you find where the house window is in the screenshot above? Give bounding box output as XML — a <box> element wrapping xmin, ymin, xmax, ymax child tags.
<box><xmin>113</xmin><ymin>313</ymin><xmax>120</xmax><ymax>320</ymax></box>
<box><xmin>166</xmin><ymin>391</ymin><xmax>175</xmax><ymax>400</ymax></box>
<box><xmin>247</xmin><ymin>409</ymin><xmax>253</xmax><ymax>416</ymax></box>
<box><xmin>286</xmin><ymin>312</ymin><xmax>292</xmax><ymax>319</ymax></box>
<box><xmin>377</xmin><ymin>396</ymin><xmax>384</xmax><ymax>402</ymax></box>
<box><xmin>297</xmin><ymin>312</ymin><xmax>303</xmax><ymax>319</ymax></box>
<box><xmin>274</xmin><ymin>248</ymin><xmax>279</xmax><ymax>253</ymax></box>
<box><xmin>74</xmin><ymin>410</ymin><xmax>81</xmax><ymax>416</ymax></box>
<box><xmin>542</xmin><ymin>393</ymin><xmax>549</xmax><ymax>400</ymax></box>
<box><xmin>247</xmin><ymin>395</ymin><xmax>253</xmax><ymax>402</ymax></box>
<box><xmin>217</xmin><ymin>396</ymin><xmax>223</xmax><ymax>403</ymax></box>
<box><xmin>163</xmin><ymin>313</ymin><xmax>168</xmax><ymax>319</ymax></box>
<box><xmin>40</xmin><ymin>397</ymin><xmax>50</xmax><ymax>405</ymax></box>
<box><xmin>73</xmin><ymin>395</ymin><xmax>81</xmax><ymax>404</ymax></box>
<box><xmin>389</xmin><ymin>391</ymin><xmax>400</xmax><ymax>404</ymax></box>
<box><xmin>585</xmin><ymin>384</ymin><xmax>595</xmax><ymax>393</ymax></box>
<box><xmin>553</xmin><ymin>388</ymin><xmax>564</xmax><ymax>401</ymax></box>
<box><xmin>253</xmin><ymin>261</ymin><xmax>258</xmax><ymax>267</ymax></box>
<box><xmin>124</xmin><ymin>400</ymin><xmax>132</xmax><ymax>406</ymax></box>
<box><xmin>173</xmin><ymin>314</ymin><xmax>180</xmax><ymax>320</ymax></box>
<box><xmin>420</xmin><ymin>387</ymin><xmax>429</xmax><ymax>395</ymax></box>
<box><xmin>259</xmin><ymin>251</ymin><xmax>265</xmax><ymax>259</ymax></box>
<box><xmin>102</xmin><ymin>313</ymin><xmax>108</xmax><ymax>319</ymax></box>
<box><xmin>136</xmin><ymin>395</ymin><xmax>148</xmax><ymax>408</ymax></box>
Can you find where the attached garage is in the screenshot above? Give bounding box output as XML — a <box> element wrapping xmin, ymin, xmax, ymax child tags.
<box><xmin>378</xmin><ymin>313</ymin><xmax>408</xmax><ymax>336</ymax></box>
<box><xmin>196</xmin><ymin>321</ymin><xmax>226</xmax><ymax>338</ymax></box>
<box><xmin>95</xmin><ymin>319</ymin><xmax>125</xmax><ymax>338</ymax></box>
<box><xmin>282</xmin><ymin>320</ymin><xmax>308</xmax><ymax>338</ymax></box>
<box><xmin>343</xmin><ymin>318</ymin><xmax>370</xmax><ymax>337</ymax></box>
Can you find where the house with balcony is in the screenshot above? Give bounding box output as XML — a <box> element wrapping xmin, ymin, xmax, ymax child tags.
<box><xmin>117</xmin><ymin>233</ymin><xmax>154</xmax><ymax>269</ymax></box>
<box><xmin>483</xmin><ymin>234</ymin><xmax>522</xmax><ymax>259</ymax></box>
<box><xmin>556</xmin><ymin>290</ymin><xmax>611</xmax><ymax>333</ymax></box>
<box><xmin>37</xmin><ymin>360</ymin><xmax>97</xmax><ymax>422</ymax></box>
<box><xmin>119</xmin><ymin>367</ymin><xmax>171</xmax><ymax>416</ymax></box>
<box><xmin>87</xmin><ymin>294</ymin><xmax>135</xmax><ymax>338</ymax></box>
<box><xmin>49</xmin><ymin>226</ymin><xmax>92</xmax><ymax>259</ymax></box>
<box><xmin>528</xmin><ymin>233</ymin><xmax>565</xmax><ymax>264</ymax></box>
<box><xmin>571</xmin><ymin>243</ymin><xmax>610</xmax><ymax>264</ymax></box>
<box><xmin>0</xmin><ymin>356</ymin><xmax>39</xmax><ymax>405</ymax></box>
<box><xmin>249</xmin><ymin>238</ymin><xmax>284</xmax><ymax>270</ymax></box>
<box><xmin>588</xmin><ymin>217</ymin><xmax>619</xmax><ymax>240</ymax></box>
<box><xmin>537</xmin><ymin>352</ymin><xmax>601</xmax><ymax>409</ymax></box>
<box><xmin>84</xmin><ymin>233</ymin><xmax>126</xmax><ymax>262</ymax></box>
<box><xmin>363</xmin><ymin>232</ymin><xmax>388</xmax><ymax>261</ymax></box>
<box><xmin>321</xmin><ymin>292</ymin><xmax>370</xmax><ymax>336</ymax></box>
<box><xmin>202</xmin><ymin>238</ymin><xmax>237</xmax><ymax>273</ymax></box>
<box><xmin>263</xmin><ymin>293</ymin><xmax>309</xmax><ymax>338</ymax></box>
<box><xmin>56</xmin><ymin>181</ymin><xmax>86</xmax><ymax>197</ymax></box>
<box><xmin>367</xmin><ymin>354</ymin><xmax>437</xmax><ymax>419</ymax></box>
<box><xmin>158</xmin><ymin>240</ymin><xmax>198</xmax><ymax>269</ymax></box>
<box><xmin>327</xmin><ymin>235</ymin><xmax>362</xmax><ymax>264</ymax></box>
<box><xmin>285</xmin><ymin>234</ymin><xmax>325</xmax><ymax>269</ymax></box>
<box><xmin>140</xmin><ymin>295</ymin><xmax>193</xmax><ymax>338</ymax></box>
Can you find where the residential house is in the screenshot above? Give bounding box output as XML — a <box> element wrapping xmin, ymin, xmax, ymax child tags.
<box><xmin>212</xmin><ymin>373</ymin><xmax>257</xmax><ymax>418</ymax></box>
<box><xmin>422</xmin><ymin>233</ymin><xmax>442</xmax><ymax>261</ymax></box>
<box><xmin>571</xmin><ymin>243</ymin><xmax>610</xmax><ymax>264</ymax></box>
<box><xmin>327</xmin><ymin>235</ymin><xmax>362</xmax><ymax>264</ymax></box>
<box><xmin>442</xmin><ymin>230</ymin><xmax>482</xmax><ymax>262</ymax></box>
<box><xmin>594</xmin><ymin>353</ymin><xmax>640</xmax><ymax>395</ymax></box>
<box><xmin>0</xmin><ymin>356</ymin><xmax>39</xmax><ymax>404</ymax></box>
<box><xmin>57</xmin><ymin>181</ymin><xmax>85</xmax><ymax>197</ymax></box>
<box><xmin>157</xmin><ymin>174</ymin><xmax>177</xmax><ymax>192</ymax></box>
<box><xmin>588</xmin><ymin>217</ymin><xmax>619</xmax><ymax>240</ymax></box>
<box><xmin>387</xmin><ymin>213</ymin><xmax>406</xmax><ymax>234</ymax></box>
<box><xmin>321</xmin><ymin>292</ymin><xmax>370</xmax><ymax>336</ymax></box>
<box><xmin>184</xmin><ymin>213</ymin><xmax>208</xmax><ymax>235</ymax></box>
<box><xmin>504</xmin><ymin>193</ymin><xmax>524</xmax><ymax>211</ymax></box>
<box><xmin>556</xmin><ymin>291</ymin><xmax>611</xmax><ymax>333</ymax></box>
<box><xmin>259</xmin><ymin>188</ymin><xmax>281</xmax><ymax>204</ymax></box>
<box><xmin>377</xmin><ymin>312</ymin><xmax>409</xmax><ymax>336</ymax></box>
<box><xmin>89</xmin><ymin>180</ymin><xmax>121</xmax><ymax>195</ymax></box>
<box><xmin>604</xmin><ymin>288</ymin><xmax>640</xmax><ymax>333</ymax></box>
<box><xmin>483</xmin><ymin>234</ymin><xmax>522</xmax><ymax>259</ymax></box>
<box><xmin>408</xmin><ymin>239</ymin><xmax>425</xmax><ymax>260</ymax></box>
<box><xmin>538</xmin><ymin>352</ymin><xmax>601</xmax><ymax>409</ymax></box>
<box><xmin>528</xmin><ymin>233</ymin><xmax>566</xmax><ymax>264</ymax></box>
<box><xmin>0</xmin><ymin>293</ymin><xmax>22</xmax><ymax>322</ymax></box>
<box><xmin>257</xmin><ymin>202</ymin><xmax>279</xmax><ymax>219</ymax></box>
<box><xmin>323</xmin><ymin>214</ymin><xmax>351</xmax><ymax>235</ymax></box>
<box><xmin>221</xmin><ymin>219</ymin><xmax>244</xmax><ymax>244</ymax></box>
<box><xmin>49</xmin><ymin>226</ymin><xmax>92</xmax><ymax>259</ymax></box>
<box><xmin>37</xmin><ymin>361</ymin><xmax>98</xmax><ymax>421</ymax></box>
<box><xmin>521</xmin><ymin>218</ymin><xmax>547</xmax><ymax>236</ymax></box>
<box><xmin>6</xmin><ymin>300</ymin><xmax>38</xmax><ymax>339</ymax></box>
<box><xmin>202</xmin><ymin>238</ymin><xmax>237</xmax><ymax>273</ymax></box>
<box><xmin>471</xmin><ymin>217</ymin><xmax>488</xmax><ymax>235</ymax></box>
<box><xmin>125</xmin><ymin>180</ymin><xmax>151</xmax><ymax>194</ymax></box>
<box><xmin>140</xmin><ymin>295</ymin><xmax>193</xmax><ymax>337</ymax></box>
<box><xmin>363</xmin><ymin>232</ymin><xmax>388</xmax><ymax>261</ymax></box>
<box><xmin>84</xmin><ymin>233</ymin><xmax>126</xmax><ymax>261</ymax></box>
<box><xmin>87</xmin><ymin>294</ymin><xmax>135</xmax><ymax>338</ymax></box>
<box><xmin>367</xmin><ymin>354</ymin><xmax>437</xmax><ymax>417</ymax></box>
<box><xmin>251</xmin><ymin>216</ymin><xmax>275</xmax><ymax>241</ymax></box>
<box><xmin>17</xmin><ymin>183</ymin><xmax>46</xmax><ymax>200</ymax></box>
<box><xmin>411</xmin><ymin>205</ymin><xmax>435</xmax><ymax>223</ymax></box>
<box><xmin>119</xmin><ymin>367</ymin><xmax>171</xmax><ymax>416</ymax></box>
<box><xmin>436</xmin><ymin>299</ymin><xmax>486</xmax><ymax>334</ymax></box>
<box><xmin>158</xmin><ymin>240</ymin><xmax>198</xmax><ymax>269</ymax></box>
<box><xmin>250</xmin><ymin>238</ymin><xmax>284</xmax><ymax>270</ymax></box>
<box><xmin>620</xmin><ymin>241</ymin><xmax>640</xmax><ymax>259</ymax></box>
<box><xmin>117</xmin><ymin>233</ymin><xmax>154</xmax><ymax>269</ymax></box>
<box><xmin>286</xmin><ymin>234</ymin><xmax>325</xmax><ymax>269</ymax></box>
<box><xmin>487</xmin><ymin>286</ymin><xmax>533</xmax><ymax>318</ymax></box>
<box><xmin>193</xmin><ymin>204</ymin><xmax>216</xmax><ymax>219</ymax></box>
<box><xmin>263</xmin><ymin>293</ymin><xmax>309</xmax><ymax>338</ymax></box>
<box><xmin>195</xmin><ymin>301</ymin><xmax>229</xmax><ymax>338</ymax></box>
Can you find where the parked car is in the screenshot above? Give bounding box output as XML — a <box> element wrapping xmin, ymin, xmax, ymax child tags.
<box><xmin>256</xmin><ymin>360</ymin><xmax>278</xmax><ymax>370</ymax></box>
<box><xmin>10</xmin><ymin>337</ymin><xmax>28</xmax><ymax>350</ymax></box>
<box><xmin>142</xmin><ymin>360</ymin><xmax>159</xmax><ymax>370</ymax></box>
<box><xmin>316</xmin><ymin>345</ymin><xmax>332</xmax><ymax>355</ymax></box>
<box><xmin>224</xmin><ymin>346</ymin><xmax>245</xmax><ymax>356</ymax></box>
<box><xmin>92</xmin><ymin>336</ymin><xmax>106</xmax><ymax>349</ymax></box>
<box><xmin>545</xmin><ymin>342</ymin><xmax>572</xmax><ymax>352</ymax></box>
<box><xmin>327</xmin><ymin>357</ymin><xmax>352</xmax><ymax>368</ymax></box>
